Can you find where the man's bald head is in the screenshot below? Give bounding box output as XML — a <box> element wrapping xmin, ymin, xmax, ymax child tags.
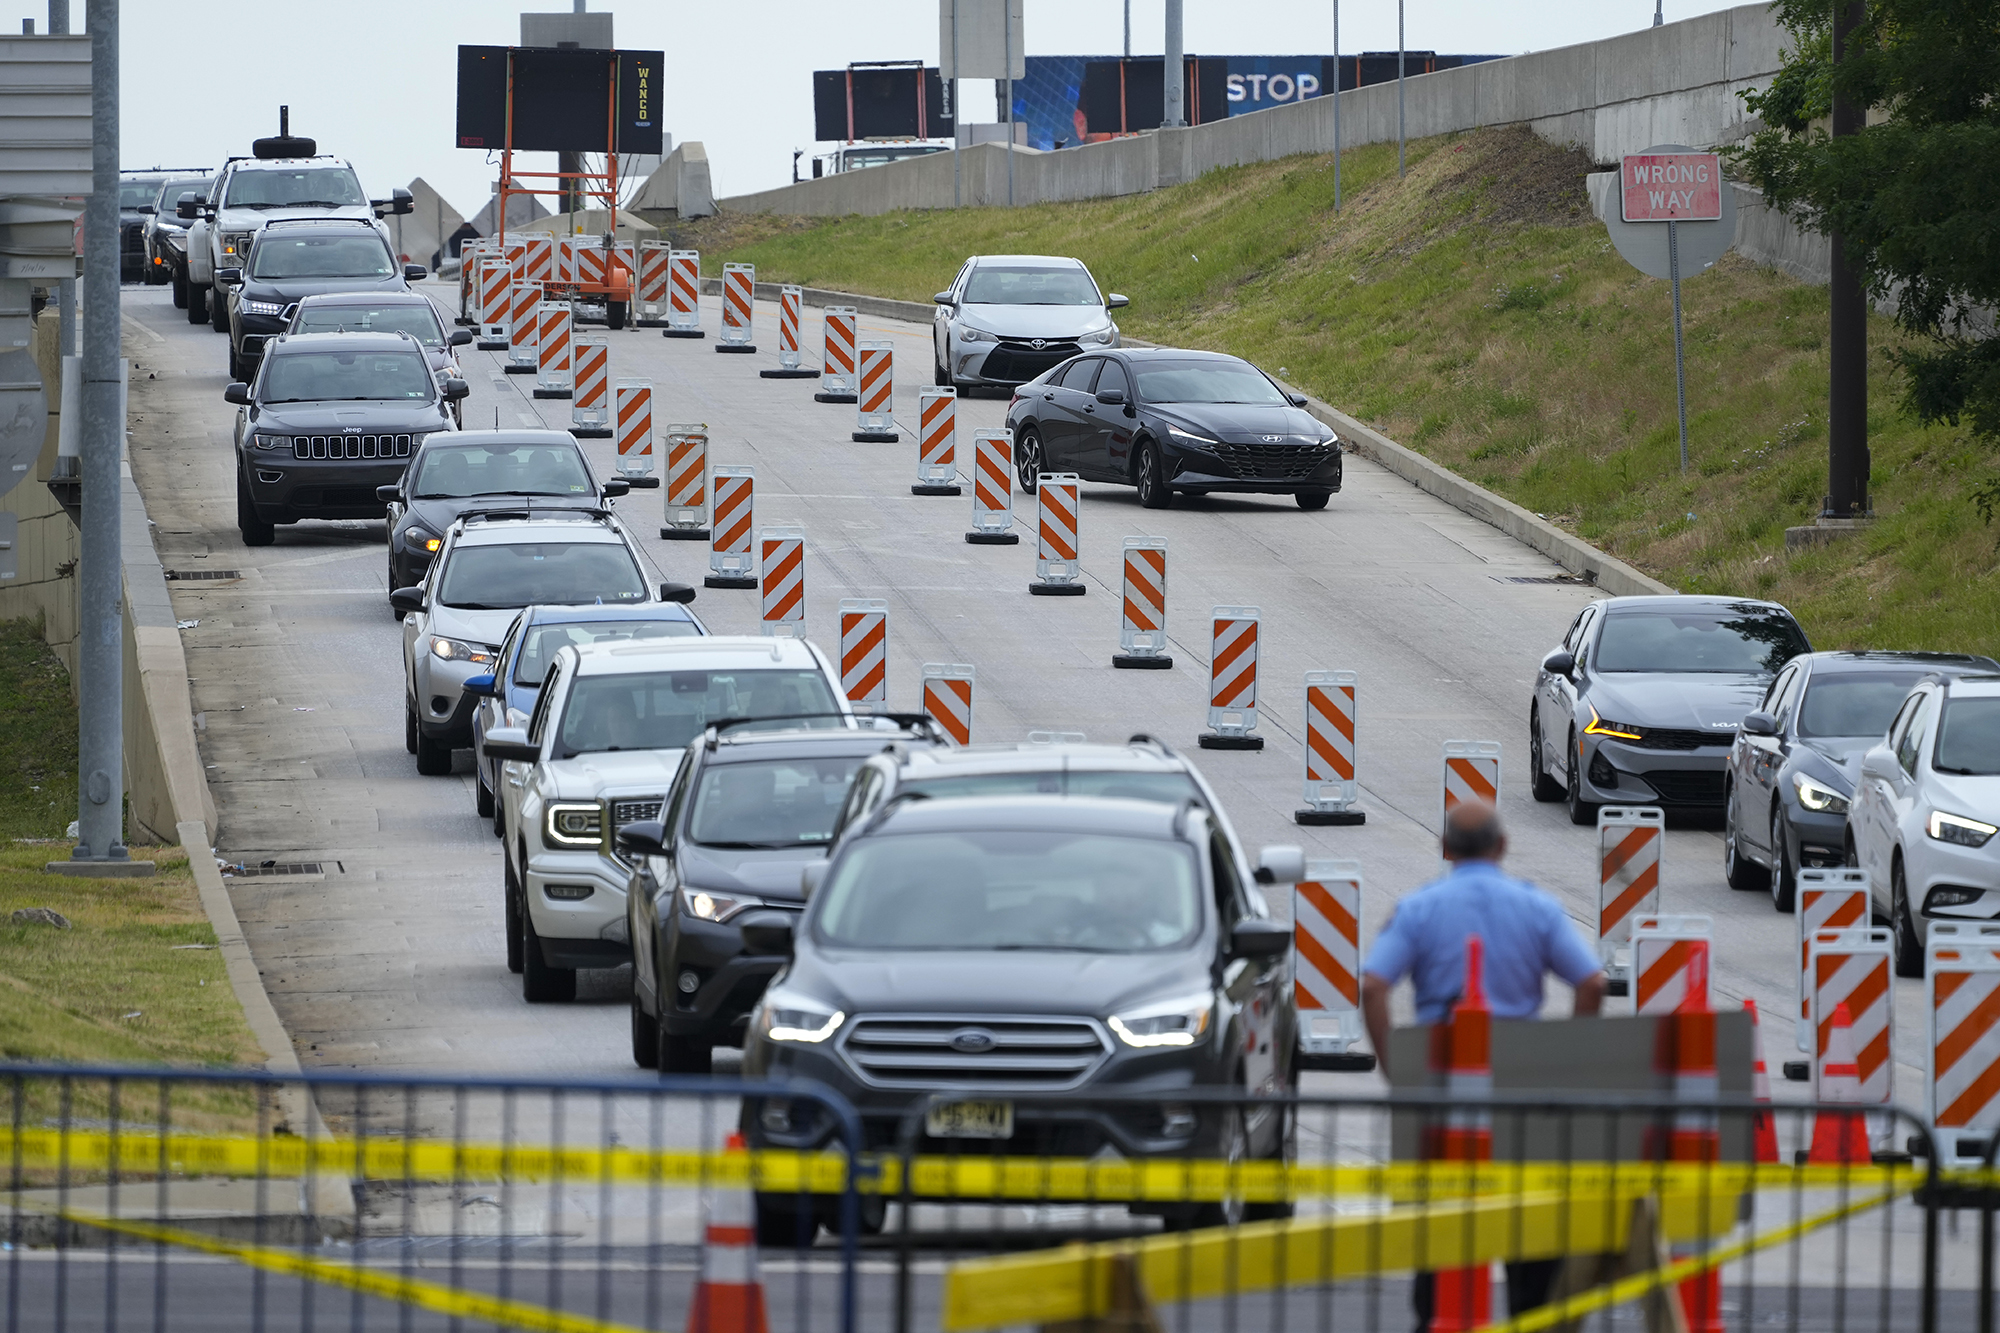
<box><xmin>1443</xmin><ymin>802</ymin><xmax>1507</xmax><ymax>863</ymax></box>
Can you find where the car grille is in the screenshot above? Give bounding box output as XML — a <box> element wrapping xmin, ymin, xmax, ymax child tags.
<box><xmin>120</xmin><ymin>222</ymin><xmax>146</xmax><ymax>253</ymax></box>
<box><xmin>980</xmin><ymin>341</ymin><xmax>1082</xmax><ymax>383</ymax></box>
<box><xmin>608</xmin><ymin>796</ymin><xmax>665</xmax><ymax>865</ymax></box>
<box><xmin>1207</xmin><ymin>441</ymin><xmax>1334</xmax><ymax>481</ymax></box>
<box><xmin>292</xmin><ymin>434</ymin><xmax>415</xmax><ymax>461</ymax></box>
<box><xmin>1627</xmin><ymin>727</ymin><xmax>1725</xmax><ymax>751</ymax></box>
<box><xmin>1641</xmin><ymin>769</ymin><xmax>1726</xmax><ymax>805</ymax></box>
<box><xmin>838</xmin><ymin>1014</ymin><xmax>1111</xmax><ymax>1090</ymax></box>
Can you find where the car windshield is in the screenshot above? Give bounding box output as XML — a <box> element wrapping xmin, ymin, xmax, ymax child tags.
<box><xmin>1934</xmin><ymin>698</ymin><xmax>2000</xmax><ymax>776</ymax></box>
<box><xmin>436</xmin><ymin>541</ymin><xmax>645</xmax><ymax>610</ymax></box>
<box><xmin>412</xmin><ymin>444</ymin><xmax>591</xmax><ymax>499</ymax></box>
<box><xmin>1133</xmin><ymin>361</ymin><xmax>1288</xmax><ymax>406</ymax></box>
<box><xmin>119</xmin><ymin>180</ymin><xmax>161</xmax><ymax>209</ymax></box>
<box><xmin>962</xmin><ymin>265</ymin><xmax>1100</xmax><ymax>306</ymax></box>
<box><xmin>225</xmin><ymin>167</ymin><xmax>367</xmax><ymax>208</ymax></box>
<box><xmin>817</xmin><ymin>828</ymin><xmax>1200</xmax><ymax>952</ymax></box>
<box><xmin>154</xmin><ymin>178</ymin><xmax>209</xmax><ymax>211</ymax></box>
<box><xmin>902</xmin><ymin>770</ymin><xmax>1200</xmax><ymax>803</ymax></box>
<box><xmin>261</xmin><ymin>350</ymin><xmax>432</xmax><ymax>403</ymax></box>
<box><xmin>1594</xmin><ymin>608</ymin><xmax>1809</xmax><ymax>674</ymax></box>
<box><xmin>1797</xmin><ymin>670</ymin><xmax>1932</xmax><ymax>738</ymax></box>
<box><xmin>553</xmin><ymin>669</ymin><xmax>842</xmax><ymax>758</ymax></box>
<box><xmin>688</xmin><ymin>756</ymin><xmax>867</xmax><ymax>849</ymax></box>
<box><xmin>295</xmin><ymin>303</ymin><xmax>442</xmax><ymax>345</ymax></box>
<box><xmin>513</xmin><ymin>619</ymin><xmax>701</xmax><ymax>685</ymax></box>
<box><xmin>251</xmin><ymin>236</ymin><xmax>394</xmax><ymax>280</ymax></box>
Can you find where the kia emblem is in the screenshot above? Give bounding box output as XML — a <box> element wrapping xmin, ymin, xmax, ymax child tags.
<box><xmin>948</xmin><ymin>1028</ymin><xmax>997</xmax><ymax>1054</ymax></box>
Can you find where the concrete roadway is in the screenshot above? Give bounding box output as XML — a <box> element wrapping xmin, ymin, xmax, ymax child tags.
<box><xmin>123</xmin><ymin>281</ymin><xmax>1933</xmax><ymax>1111</ymax></box>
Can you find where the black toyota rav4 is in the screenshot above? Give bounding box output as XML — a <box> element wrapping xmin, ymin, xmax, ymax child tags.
<box><xmin>226</xmin><ymin>331</ymin><xmax>465</xmax><ymax>546</ymax></box>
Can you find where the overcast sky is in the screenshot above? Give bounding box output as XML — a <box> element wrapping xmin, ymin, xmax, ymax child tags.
<box><xmin>28</xmin><ymin>0</ymin><xmax>1750</xmax><ymax>214</ymax></box>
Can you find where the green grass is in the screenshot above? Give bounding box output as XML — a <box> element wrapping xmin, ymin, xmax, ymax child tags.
<box><xmin>689</xmin><ymin>126</ymin><xmax>2000</xmax><ymax>657</ymax></box>
<box><xmin>0</xmin><ymin>616</ymin><xmax>78</xmax><ymax>841</ymax></box>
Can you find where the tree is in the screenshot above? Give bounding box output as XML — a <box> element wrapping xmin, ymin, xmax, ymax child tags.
<box><xmin>1733</xmin><ymin>0</ymin><xmax>2000</xmax><ymax>442</ymax></box>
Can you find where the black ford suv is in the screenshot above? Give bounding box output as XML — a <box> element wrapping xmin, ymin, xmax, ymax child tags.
<box><xmin>224</xmin><ymin>219</ymin><xmax>426</xmax><ymax>382</ymax></box>
<box><xmin>226</xmin><ymin>331</ymin><xmax>466</xmax><ymax>547</ymax></box>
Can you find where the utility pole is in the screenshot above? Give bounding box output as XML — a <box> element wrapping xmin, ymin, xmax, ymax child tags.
<box><xmin>1332</xmin><ymin>0</ymin><xmax>1341</xmax><ymax>211</ymax></box>
<box><xmin>50</xmin><ymin>0</ymin><xmax>74</xmax><ymax>358</ymax></box>
<box><xmin>67</xmin><ymin>0</ymin><xmax>130</xmax><ymax>869</ymax></box>
<box><xmin>1653</xmin><ymin>0</ymin><xmax>1664</xmax><ymax>26</ymax></box>
<box><xmin>1397</xmin><ymin>0</ymin><xmax>1406</xmax><ymax>177</ymax></box>
<box><xmin>951</xmin><ymin>0</ymin><xmax>961</xmax><ymax>207</ymax></box>
<box><xmin>1003</xmin><ymin>0</ymin><xmax>1014</xmax><ymax>206</ymax></box>
<box><xmin>1123</xmin><ymin>0</ymin><xmax>1130</xmax><ymax>57</ymax></box>
<box><xmin>1824</xmin><ymin>0</ymin><xmax>1869</xmax><ymax>521</ymax></box>
<box><xmin>1163</xmin><ymin>0</ymin><xmax>1183</xmax><ymax>127</ymax></box>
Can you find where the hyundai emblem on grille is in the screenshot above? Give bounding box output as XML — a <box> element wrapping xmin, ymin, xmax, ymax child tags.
<box><xmin>947</xmin><ymin>1028</ymin><xmax>997</xmax><ymax>1053</ymax></box>
<box><xmin>1262</xmin><ymin>434</ymin><xmax>1283</xmax><ymax>443</ymax></box>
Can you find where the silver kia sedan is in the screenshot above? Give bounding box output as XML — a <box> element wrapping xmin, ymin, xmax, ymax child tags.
<box><xmin>932</xmin><ymin>254</ymin><xmax>1126</xmax><ymax>390</ymax></box>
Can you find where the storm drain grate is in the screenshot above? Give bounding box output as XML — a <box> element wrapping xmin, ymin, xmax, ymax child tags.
<box><xmin>1491</xmin><ymin>575</ymin><xmax>1590</xmax><ymax>585</ymax></box>
<box><xmin>166</xmin><ymin>570</ymin><xmax>242</xmax><ymax>581</ymax></box>
<box><xmin>221</xmin><ymin>861</ymin><xmax>332</xmax><ymax>878</ymax></box>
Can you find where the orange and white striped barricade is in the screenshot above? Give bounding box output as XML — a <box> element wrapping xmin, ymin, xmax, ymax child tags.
<box><xmin>705</xmin><ymin>467</ymin><xmax>757</xmax><ymax>589</ymax></box>
<box><xmin>569</xmin><ymin>333</ymin><xmax>612</xmax><ymax>438</ymax></box>
<box><xmin>664</xmin><ymin>249</ymin><xmax>703</xmax><ymax>339</ymax></box>
<box><xmin>1439</xmin><ymin>739</ymin><xmax>1501</xmax><ymax>827</ymax></box>
<box><xmin>1809</xmin><ymin>925</ymin><xmax>1894</xmax><ymax>1128</ymax></box>
<box><xmin>1595</xmin><ymin>805</ymin><xmax>1664</xmax><ymax>993</ymax></box>
<box><xmin>1926</xmin><ymin>922</ymin><xmax>2000</xmax><ymax>1166</ymax></box>
<box><xmin>816</xmin><ymin>306</ymin><xmax>859</xmax><ymax>403</ymax></box>
<box><xmin>505</xmin><ymin>281</ymin><xmax>539</xmax><ymax>374</ymax></box>
<box><xmin>522</xmin><ymin>234</ymin><xmax>555</xmax><ymax>286</ymax></box>
<box><xmin>716</xmin><ymin>262</ymin><xmax>756</xmax><ymax>353</ymax></box>
<box><xmin>502</xmin><ymin>237</ymin><xmax>527</xmax><ymax>279</ymax></box>
<box><xmin>852</xmin><ymin>342</ymin><xmax>897</xmax><ymax>441</ymax></box>
<box><xmin>838</xmin><ymin>598</ymin><xmax>887</xmax><ymax>712</ymax></box>
<box><xmin>1630</xmin><ymin>914</ymin><xmax>1713</xmax><ymax>1014</ymax></box>
<box><xmin>636</xmin><ymin>241</ymin><xmax>670</xmax><ymax>326</ymax></box>
<box><xmin>476</xmin><ymin>259</ymin><xmax>511</xmax><ymax>349</ymax></box>
<box><xmin>532</xmin><ymin>302</ymin><xmax>573</xmax><ymax>400</ymax></box>
<box><xmin>551</xmin><ymin>236</ymin><xmax>577</xmax><ymax>288</ymax></box>
<box><xmin>1111</xmin><ymin>537</ymin><xmax>1169</xmax><ymax>668</ymax></box>
<box><xmin>1791</xmin><ymin>868</ymin><xmax>1872</xmax><ymax>1066</ymax></box>
<box><xmin>1029</xmin><ymin>472</ymin><xmax>1083</xmax><ymax>595</ymax></box>
<box><xmin>965</xmin><ymin>431</ymin><xmax>1019</xmax><ymax>545</ymax></box>
<box><xmin>612</xmin><ymin>241</ymin><xmax>638</xmax><ymax>314</ymax></box>
<box><xmin>1199</xmin><ymin>607</ymin><xmax>1263</xmax><ymax>751</ymax></box>
<box><xmin>1297</xmin><ymin>670</ymin><xmax>1362</xmax><ymax>825</ymax></box>
<box><xmin>660</xmin><ymin>424</ymin><xmax>710</xmax><ymax>540</ymax></box>
<box><xmin>920</xmin><ymin>663</ymin><xmax>975</xmax><ymax>745</ymax></box>
<box><xmin>614</xmin><ymin>379</ymin><xmax>657</xmax><ymax>480</ymax></box>
<box><xmin>759</xmin><ymin>285</ymin><xmax>818</xmax><ymax>379</ymax></box>
<box><xmin>758</xmin><ymin>528</ymin><xmax>806</xmax><ymax>637</ymax></box>
<box><xmin>573</xmin><ymin>238</ymin><xmax>606</xmax><ymax>291</ymax></box>
<box><xmin>1293</xmin><ymin>859</ymin><xmax>1374</xmax><ymax>1069</ymax></box>
<box><xmin>912</xmin><ymin>386</ymin><xmax>961</xmax><ymax>495</ymax></box>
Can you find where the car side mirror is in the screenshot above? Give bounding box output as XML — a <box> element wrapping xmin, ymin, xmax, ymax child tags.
<box><xmin>614</xmin><ymin>819</ymin><xmax>668</xmax><ymax>860</ymax></box>
<box><xmin>482</xmin><ymin>725</ymin><xmax>538</xmax><ymax>763</ymax></box>
<box><xmin>1253</xmin><ymin>844</ymin><xmax>1306</xmax><ymax>886</ymax></box>
<box><xmin>216</xmin><ymin>267</ymin><xmax>242</xmax><ymax>285</ymax></box>
<box><xmin>1287</xmin><ymin>392</ymin><xmax>1309</xmax><ymax>408</ymax></box>
<box><xmin>175</xmin><ymin>195</ymin><xmax>201</xmax><ymax>220</ymax></box>
<box><xmin>375</xmin><ymin>484</ymin><xmax>402</xmax><ymax>504</ymax></box>
<box><xmin>389</xmin><ymin>586</ymin><xmax>427</xmax><ymax>614</ymax></box>
<box><xmin>442</xmin><ymin>378</ymin><xmax>470</xmax><ymax>402</ymax></box>
<box><xmin>1859</xmin><ymin>747</ymin><xmax>1896</xmax><ymax>783</ymax></box>
<box><xmin>800</xmin><ymin>862</ymin><xmax>829</xmax><ymax>897</ymax></box>
<box><xmin>1541</xmin><ymin>650</ymin><xmax>1576</xmax><ymax>678</ymax></box>
<box><xmin>658</xmin><ymin>581</ymin><xmax>697</xmax><ymax>604</ymax></box>
<box><xmin>138</xmin><ymin>204</ymin><xmax>155</xmax><ymax>215</ymax></box>
<box><xmin>223</xmin><ymin>383</ymin><xmax>251</xmax><ymax>406</ymax></box>
<box><xmin>404</xmin><ymin>264</ymin><xmax>429</xmax><ymax>282</ymax></box>
<box><xmin>740</xmin><ymin>910</ymin><xmax>796</xmax><ymax>956</ymax></box>
<box><xmin>602</xmin><ymin>478</ymin><xmax>630</xmax><ymax>498</ymax></box>
<box><xmin>1740</xmin><ymin>711</ymin><xmax>1779</xmax><ymax>737</ymax></box>
<box><xmin>1230</xmin><ymin>918</ymin><xmax>1291</xmax><ymax>961</ymax></box>
<box><xmin>1106</xmin><ymin>293</ymin><xmax>1130</xmax><ymax>309</ymax></box>
<box><xmin>932</xmin><ymin>291</ymin><xmax>955</xmax><ymax>306</ymax></box>
<box><xmin>1094</xmin><ymin>388</ymin><xmax>1126</xmax><ymax>406</ymax></box>
<box><xmin>623</xmin><ymin>474</ymin><xmax>660</xmax><ymax>488</ymax></box>
<box><xmin>463</xmin><ymin>672</ymin><xmax>497</xmax><ymax>698</ymax></box>
<box><xmin>449</xmin><ymin>328</ymin><xmax>474</xmax><ymax>346</ymax></box>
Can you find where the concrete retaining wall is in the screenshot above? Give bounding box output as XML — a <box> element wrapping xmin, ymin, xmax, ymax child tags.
<box><xmin>723</xmin><ymin>4</ymin><xmax>1786</xmax><ymax>217</ymax></box>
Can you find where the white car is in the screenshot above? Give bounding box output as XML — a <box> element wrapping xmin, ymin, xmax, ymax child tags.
<box><xmin>481</xmin><ymin>635</ymin><xmax>851</xmax><ymax>1002</ymax></box>
<box><xmin>931</xmin><ymin>254</ymin><xmax>1126</xmax><ymax>390</ymax></box>
<box><xmin>1851</xmin><ymin>671</ymin><xmax>2000</xmax><ymax>976</ymax></box>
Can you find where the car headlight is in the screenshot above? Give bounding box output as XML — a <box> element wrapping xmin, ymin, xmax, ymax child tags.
<box><xmin>222</xmin><ymin>232</ymin><xmax>254</xmax><ymax>257</ymax></box>
<box><xmin>683</xmin><ymin>889</ymin><xmax>762</xmax><ymax>923</ymax></box>
<box><xmin>1080</xmin><ymin>326</ymin><xmax>1115</xmax><ymax>345</ymax></box>
<box><xmin>1792</xmin><ymin>772</ymin><xmax>1850</xmax><ymax>814</ymax></box>
<box><xmin>252</xmin><ymin>433</ymin><xmax>287</xmax><ymax>450</ymax></box>
<box><xmin>429</xmin><ymin>636</ymin><xmax>494</xmax><ymax>665</ymax></box>
<box><xmin>759</xmin><ymin>989</ymin><xmax>845</xmax><ymax>1044</ymax></box>
<box><xmin>1166</xmin><ymin>424</ymin><xmax>1218</xmax><ymax>448</ymax></box>
<box><xmin>956</xmin><ymin>324</ymin><xmax>995</xmax><ymax>343</ymax></box>
<box><xmin>1108</xmin><ymin>989</ymin><xmax>1214</xmax><ymax>1049</ymax></box>
<box><xmin>543</xmin><ymin>801</ymin><xmax>604</xmax><ymax>850</ymax></box>
<box><xmin>163</xmin><ymin>231</ymin><xmax>186</xmax><ymax>253</ymax></box>
<box><xmin>240</xmin><ymin>299</ymin><xmax>284</xmax><ymax>317</ymax></box>
<box><xmin>404</xmin><ymin>524</ymin><xmax>441</xmax><ymax>554</ymax></box>
<box><xmin>1928</xmin><ymin>810</ymin><xmax>1998</xmax><ymax>848</ymax></box>
<box><xmin>1584</xmin><ymin>705</ymin><xmax>1644</xmax><ymax>742</ymax></box>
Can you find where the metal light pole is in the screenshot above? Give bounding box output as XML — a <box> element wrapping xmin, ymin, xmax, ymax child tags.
<box><xmin>71</xmin><ymin>0</ymin><xmax>126</xmax><ymax>866</ymax></box>
<box><xmin>1123</xmin><ymin>0</ymin><xmax>1130</xmax><ymax>58</ymax></box>
<box><xmin>50</xmin><ymin>0</ymin><xmax>74</xmax><ymax>357</ymax></box>
<box><xmin>1163</xmin><ymin>0</ymin><xmax>1184</xmax><ymax>127</ymax></box>
<box><xmin>1669</xmin><ymin>219</ymin><xmax>1689</xmax><ymax>471</ymax></box>
<box><xmin>1003</xmin><ymin>0</ymin><xmax>1014</xmax><ymax>207</ymax></box>
<box><xmin>951</xmin><ymin>0</ymin><xmax>961</xmax><ymax>207</ymax></box>
<box><xmin>1653</xmin><ymin>0</ymin><xmax>1664</xmax><ymax>26</ymax></box>
<box><xmin>1332</xmin><ymin>0</ymin><xmax>1341</xmax><ymax>211</ymax></box>
<box><xmin>1825</xmin><ymin>0</ymin><xmax>1869</xmax><ymax>519</ymax></box>
<box><xmin>1397</xmin><ymin>0</ymin><xmax>1406</xmax><ymax>177</ymax></box>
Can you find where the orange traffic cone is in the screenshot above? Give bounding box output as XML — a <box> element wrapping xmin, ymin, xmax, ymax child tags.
<box><xmin>1744</xmin><ymin>998</ymin><xmax>1780</xmax><ymax>1164</ymax></box>
<box><xmin>1653</xmin><ymin>946</ymin><xmax>1724</xmax><ymax>1333</ymax></box>
<box><xmin>1807</xmin><ymin>1002</ymin><xmax>1872</xmax><ymax>1165</ymax></box>
<box><xmin>687</xmin><ymin>1132</ymin><xmax>770</xmax><ymax>1333</ymax></box>
<box><xmin>1428</xmin><ymin>936</ymin><xmax>1493</xmax><ymax>1333</ymax></box>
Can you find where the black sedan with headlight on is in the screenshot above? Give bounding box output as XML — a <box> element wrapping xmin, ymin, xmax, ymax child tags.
<box><xmin>1004</xmin><ymin>348</ymin><xmax>1342</xmax><ymax>511</ymax></box>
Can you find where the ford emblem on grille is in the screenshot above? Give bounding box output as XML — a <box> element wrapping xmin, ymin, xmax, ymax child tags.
<box><xmin>1029</xmin><ymin>338</ymin><xmax>1046</xmax><ymax>349</ymax></box>
<box><xmin>947</xmin><ymin>1028</ymin><xmax>997</xmax><ymax>1053</ymax></box>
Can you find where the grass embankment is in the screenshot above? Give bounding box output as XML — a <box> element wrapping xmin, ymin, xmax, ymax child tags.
<box><xmin>684</xmin><ymin>128</ymin><xmax>2000</xmax><ymax>657</ymax></box>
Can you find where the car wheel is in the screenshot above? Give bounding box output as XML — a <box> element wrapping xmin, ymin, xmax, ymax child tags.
<box><xmin>171</xmin><ymin>272</ymin><xmax>188</xmax><ymax>309</ymax></box>
<box><xmin>236</xmin><ymin>467</ymin><xmax>274</xmax><ymax>547</ymax></box>
<box><xmin>1016</xmin><ymin>425</ymin><xmax>1044</xmax><ymax>495</ymax></box>
<box><xmin>1295</xmin><ymin>489</ymin><xmax>1331</xmax><ymax>511</ymax></box>
<box><xmin>187</xmin><ymin>283</ymin><xmax>208</xmax><ymax>324</ymax></box>
<box><xmin>475</xmin><ymin>770</ymin><xmax>494</xmax><ymax>818</ymax></box>
<box><xmin>521</xmin><ymin>909</ymin><xmax>577</xmax><ymax>1002</ymax></box>
<box><xmin>1892</xmin><ymin>856</ymin><xmax>1924</xmax><ymax>979</ymax></box>
<box><xmin>1769</xmin><ymin>805</ymin><xmax>1797</xmax><ymax>913</ymax></box>
<box><xmin>1135</xmin><ymin>439</ymin><xmax>1171</xmax><ymax>510</ymax></box>
<box><xmin>1528</xmin><ymin>710</ymin><xmax>1563</xmax><ymax>802</ymax></box>
<box><xmin>606</xmin><ymin>300</ymin><xmax>627</xmax><ymax>331</ymax></box>
<box><xmin>227</xmin><ymin>341</ymin><xmax>243</xmax><ymax>383</ymax></box>
<box><xmin>1565</xmin><ymin>728</ymin><xmax>1597</xmax><ymax>826</ymax></box>
<box><xmin>492</xmin><ymin>787</ymin><xmax>506</xmax><ymax>840</ymax></box>
<box><xmin>211</xmin><ymin>291</ymin><xmax>229</xmax><ymax>333</ymax></box>
<box><xmin>1723</xmin><ymin>794</ymin><xmax>1769</xmax><ymax>893</ymax></box>
<box><xmin>1187</xmin><ymin>1105</ymin><xmax>1249</xmax><ymax>1230</ymax></box>
<box><xmin>753</xmin><ymin>1194</ymin><xmax>819</xmax><ymax>1248</ymax></box>
<box><xmin>404</xmin><ymin>697</ymin><xmax>419</xmax><ymax>755</ymax></box>
<box><xmin>503</xmin><ymin>857</ymin><xmax>524</xmax><ymax>974</ymax></box>
<box><xmin>934</xmin><ymin>348</ymin><xmax>951</xmax><ymax>387</ymax></box>
<box><xmin>631</xmin><ymin>988</ymin><xmax>660</xmax><ymax>1070</ymax></box>
<box><xmin>659</xmin><ymin>1028</ymin><xmax>713</xmax><ymax>1075</ymax></box>
<box><xmin>414</xmin><ymin>723</ymin><xmax>452</xmax><ymax>776</ymax></box>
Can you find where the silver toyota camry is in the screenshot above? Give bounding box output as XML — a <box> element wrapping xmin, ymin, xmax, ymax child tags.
<box><xmin>932</xmin><ymin>254</ymin><xmax>1126</xmax><ymax>390</ymax></box>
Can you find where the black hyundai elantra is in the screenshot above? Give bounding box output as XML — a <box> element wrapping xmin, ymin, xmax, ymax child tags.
<box><xmin>1004</xmin><ymin>347</ymin><xmax>1343</xmax><ymax>510</ymax></box>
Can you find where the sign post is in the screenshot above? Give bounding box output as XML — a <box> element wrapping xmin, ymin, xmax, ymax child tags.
<box><xmin>1618</xmin><ymin>149</ymin><xmax>1724</xmax><ymax>474</ymax></box>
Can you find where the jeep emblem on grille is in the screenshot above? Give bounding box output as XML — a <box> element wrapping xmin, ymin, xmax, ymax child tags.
<box><xmin>948</xmin><ymin>1028</ymin><xmax>997</xmax><ymax>1053</ymax></box>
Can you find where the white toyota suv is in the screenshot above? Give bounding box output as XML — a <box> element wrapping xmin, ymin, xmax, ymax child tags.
<box><xmin>481</xmin><ymin>636</ymin><xmax>851</xmax><ymax>1001</ymax></box>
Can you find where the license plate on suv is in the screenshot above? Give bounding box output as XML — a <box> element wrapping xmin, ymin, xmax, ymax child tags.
<box><xmin>924</xmin><ymin>1100</ymin><xmax>1014</xmax><ymax>1140</ymax></box>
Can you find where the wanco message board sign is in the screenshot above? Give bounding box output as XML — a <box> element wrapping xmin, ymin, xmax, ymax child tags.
<box><xmin>1620</xmin><ymin>152</ymin><xmax>1723</xmax><ymax>222</ymax></box>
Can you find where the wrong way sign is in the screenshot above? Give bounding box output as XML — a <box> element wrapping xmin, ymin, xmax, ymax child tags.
<box><xmin>1621</xmin><ymin>152</ymin><xmax>1723</xmax><ymax>222</ymax></box>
